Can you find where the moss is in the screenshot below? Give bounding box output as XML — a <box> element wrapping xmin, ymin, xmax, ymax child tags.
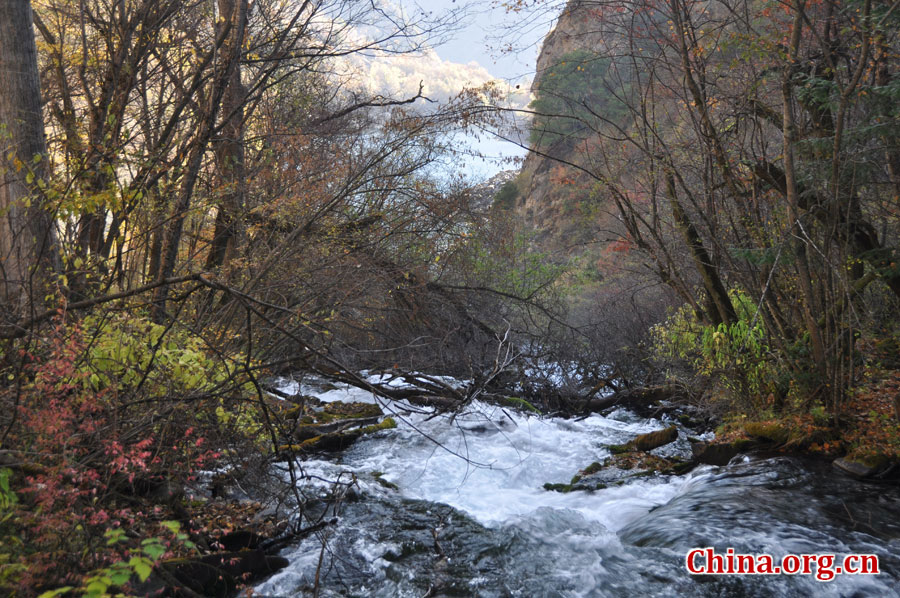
<box><xmin>299</xmin><ymin>435</ymin><xmax>322</xmax><ymax>448</ymax></box>
<box><xmin>571</xmin><ymin>461</ymin><xmax>603</xmax><ymax>483</ymax></box>
<box><xmin>732</xmin><ymin>438</ymin><xmax>757</xmax><ymax>451</ymax></box>
<box><xmin>372</xmin><ymin>472</ymin><xmax>399</xmax><ymax>490</ymax></box>
<box><xmin>663</xmin><ymin>460</ymin><xmax>696</xmax><ymax>475</ymax></box>
<box><xmin>317</xmin><ymin>402</ymin><xmax>384</xmax><ymax>423</ymax></box>
<box><xmin>630</xmin><ymin>426</ymin><xmax>678</xmax><ymax>452</ymax></box>
<box><xmin>608</xmin><ymin>444</ymin><xmax>631</xmax><ymax>455</ymax></box>
<box><xmin>785</xmin><ymin>425</ymin><xmax>836</xmax><ymax>449</ymax></box>
<box><xmin>361</xmin><ymin>417</ymin><xmax>396</xmax><ymax>433</ymax></box>
<box><xmin>580</xmin><ymin>461</ymin><xmax>603</xmax><ymax>476</ymax></box>
<box><xmin>606</xmin><ymin>452</ymin><xmax>675</xmax><ymax>473</ymax></box>
<box><xmin>280</xmin><ymin>417</ymin><xmax>396</xmax><ymax>453</ymax></box>
<box><xmin>277</xmin><ymin>443</ymin><xmax>304</xmax><ymax>452</ymax></box>
<box><xmin>743</xmin><ymin>421</ymin><xmax>789</xmax><ymax>444</ymax></box>
<box><xmin>857</xmin><ymin>452</ymin><xmax>891</xmax><ymax>469</ymax></box>
<box><xmin>543</xmin><ymin>482</ymin><xmax>575</xmax><ymax>493</ymax></box>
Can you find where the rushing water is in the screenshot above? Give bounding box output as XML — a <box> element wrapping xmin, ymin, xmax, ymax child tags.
<box><xmin>256</xmin><ymin>376</ymin><xmax>900</xmax><ymax>597</ymax></box>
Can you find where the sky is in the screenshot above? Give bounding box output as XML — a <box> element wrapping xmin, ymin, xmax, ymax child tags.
<box><xmin>360</xmin><ymin>0</ymin><xmax>561</xmax><ymax>179</ymax></box>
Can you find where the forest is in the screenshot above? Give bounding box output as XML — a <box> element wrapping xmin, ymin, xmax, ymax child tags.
<box><xmin>1</xmin><ymin>0</ymin><xmax>899</xmax><ymax>595</ymax></box>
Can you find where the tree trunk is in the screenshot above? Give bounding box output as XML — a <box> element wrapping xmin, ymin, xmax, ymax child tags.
<box><xmin>206</xmin><ymin>0</ymin><xmax>248</xmax><ymax>272</ymax></box>
<box><xmin>0</xmin><ymin>0</ymin><xmax>59</xmax><ymax>313</ymax></box>
<box><xmin>665</xmin><ymin>173</ymin><xmax>736</xmax><ymax>326</ymax></box>
<box><xmin>782</xmin><ymin>0</ymin><xmax>827</xmax><ymax>377</ymax></box>
<box><xmin>150</xmin><ymin>4</ymin><xmax>244</xmax><ymax>321</ymax></box>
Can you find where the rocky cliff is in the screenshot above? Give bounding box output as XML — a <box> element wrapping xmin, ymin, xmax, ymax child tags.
<box><xmin>513</xmin><ymin>0</ymin><xmax>609</xmax><ymax>248</ymax></box>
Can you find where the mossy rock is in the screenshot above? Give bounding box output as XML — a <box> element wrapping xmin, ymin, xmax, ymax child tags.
<box><xmin>580</xmin><ymin>461</ymin><xmax>603</xmax><ymax>476</ymax></box>
<box><xmin>629</xmin><ymin>426</ymin><xmax>678</xmax><ymax>452</ymax></box>
<box><xmin>677</xmin><ymin>414</ymin><xmax>699</xmax><ymax>427</ymax></box>
<box><xmin>664</xmin><ymin>460</ymin><xmax>697</xmax><ymax>475</ymax></box>
<box><xmin>318</xmin><ymin>401</ymin><xmax>384</xmax><ymax>421</ymax></box>
<box><xmin>691</xmin><ymin>439</ymin><xmax>757</xmax><ymax>466</ymax></box>
<box><xmin>785</xmin><ymin>425</ymin><xmax>838</xmax><ymax>450</ymax></box>
<box><xmin>280</xmin><ymin>417</ymin><xmax>396</xmax><ymax>453</ymax></box>
<box><xmin>372</xmin><ymin>471</ymin><xmax>400</xmax><ymax>490</ymax></box>
<box><xmin>286</xmin><ymin>400</ymin><xmax>382</xmax><ymax>423</ymax></box>
<box><xmin>606</xmin><ymin>452</ymin><xmax>676</xmax><ymax>473</ymax></box>
<box><xmin>833</xmin><ymin>456</ymin><xmax>884</xmax><ymax>479</ymax></box>
<box><xmin>743</xmin><ymin>421</ymin><xmax>789</xmax><ymax>444</ymax></box>
<box><xmin>569</xmin><ymin>460</ymin><xmax>605</xmax><ymax>484</ymax></box>
<box><xmin>834</xmin><ymin>453</ymin><xmax>895</xmax><ymax>479</ymax></box>
<box><xmin>543</xmin><ymin>482</ymin><xmax>576</xmax><ymax>493</ymax></box>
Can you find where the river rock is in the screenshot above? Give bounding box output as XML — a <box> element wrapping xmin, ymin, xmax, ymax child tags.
<box><xmin>743</xmin><ymin>422</ymin><xmax>789</xmax><ymax>444</ymax></box>
<box><xmin>691</xmin><ymin>439</ymin><xmax>757</xmax><ymax>466</ymax></box>
<box><xmin>833</xmin><ymin>456</ymin><xmax>891</xmax><ymax>479</ymax></box>
<box><xmin>629</xmin><ymin>425</ymin><xmax>678</xmax><ymax>452</ymax></box>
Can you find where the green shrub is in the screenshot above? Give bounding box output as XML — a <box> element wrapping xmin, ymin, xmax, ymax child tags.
<box><xmin>651</xmin><ymin>292</ymin><xmax>778</xmax><ymax>411</ymax></box>
<box><xmin>79</xmin><ymin>312</ymin><xmax>231</xmax><ymax>396</ymax></box>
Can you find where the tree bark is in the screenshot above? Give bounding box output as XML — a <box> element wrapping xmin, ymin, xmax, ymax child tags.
<box><xmin>206</xmin><ymin>0</ymin><xmax>248</xmax><ymax>272</ymax></box>
<box><xmin>665</xmin><ymin>173</ymin><xmax>736</xmax><ymax>326</ymax></box>
<box><xmin>0</xmin><ymin>0</ymin><xmax>59</xmax><ymax>313</ymax></box>
<box><xmin>150</xmin><ymin>5</ymin><xmax>243</xmax><ymax>321</ymax></box>
<box><xmin>782</xmin><ymin>0</ymin><xmax>827</xmax><ymax>375</ymax></box>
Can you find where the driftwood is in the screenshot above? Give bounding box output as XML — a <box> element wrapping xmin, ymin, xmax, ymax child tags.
<box><xmin>585</xmin><ymin>385</ymin><xmax>693</xmax><ymax>415</ymax></box>
<box><xmin>293</xmin><ymin>416</ymin><xmax>381</xmax><ymax>441</ymax></box>
<box><xmin>278</xmin><ymin>418</ymin><xmax>396</xmax><ymax>454</ymax></box>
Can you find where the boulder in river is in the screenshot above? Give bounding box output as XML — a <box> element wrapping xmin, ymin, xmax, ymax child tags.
<box><xmin>691</xmin><ymin>439</ymin><xmax>758</xmax><ymax>466</ymax></box>
<box><xmin>742</xmin><ymin>421</ymin><xmax>789</xmax><ymax>444</ymax></box>
<box><xmin>832</xmin><ymin>455</ymin><xmax>894</xmax><ymax>480</ymax></box>
<box><xmin>629</xmin><ymin>425</ymin><xmax>678</xmax><ymax>452</ymax></box>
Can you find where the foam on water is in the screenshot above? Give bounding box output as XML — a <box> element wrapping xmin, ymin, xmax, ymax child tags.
<box><xmin>257</xmin><ymin>376</ymin><xmax>900</xmax><ymax>598</ymax></box>
<box><xmin>342</xmin><ymin>399</ymin><xmax>687</xmax><ymax>529</ymax></box>
<box><xmin>273</xmin><ymin>373</ymin><xmax>691</xmax><ymax>527</ymax></box>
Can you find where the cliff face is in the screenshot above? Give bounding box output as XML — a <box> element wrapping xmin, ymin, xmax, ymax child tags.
<box><xmin>514</xmin><ymin>1</ymin><xmax>607</xmax><ymax>248</ymax></box>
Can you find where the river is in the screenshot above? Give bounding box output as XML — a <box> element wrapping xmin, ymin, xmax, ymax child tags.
<box><xmin>255</xmin><ymin>375</ymin><xmax>900</xmax><ymax>597</ymax></box>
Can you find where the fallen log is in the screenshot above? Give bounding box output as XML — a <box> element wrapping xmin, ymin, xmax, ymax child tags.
<box><xmin>585</xmin><ymin>385</ymin><xmax>693</xmax><ymax>415</ymax></box>
<box><xmin>293</xmin><ymin>415</ymin><xmax>381</xmax><ymax>441</ymax></box>
<box><xmin>278</xmin><ymin>417</ymin><xmax>397</xmax><ymax>454</ymax></box>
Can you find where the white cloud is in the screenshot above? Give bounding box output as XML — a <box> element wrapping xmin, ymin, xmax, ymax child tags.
<box><xmin>349</xmin><ymin>47</ymin><xmax>531</xmax><ymax>110</ymax></box>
